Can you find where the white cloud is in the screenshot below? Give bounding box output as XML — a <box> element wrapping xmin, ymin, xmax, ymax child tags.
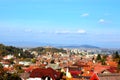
<box><xmin>55</xmin><ymin>30</ymin><xmax>71</xmax><ymax>34</ymax></box>
<box><xmin>99</xmin><ymin>19</ymin><xmax>105</xmax><ymax>23</ymax></box>
<box><xmin>55</xmin><ymin>29</ymin><xmax>86</xmax><ymax>34</ymax></box>
<box><xmin>81</xmin><ymin>13</ymin><xmax>89</xmax><ymax>17</ymax></box>
<box><xmin>77</xmin><ymin>29</ymin><xmax>86</xmax><ymax>34</ymax></box>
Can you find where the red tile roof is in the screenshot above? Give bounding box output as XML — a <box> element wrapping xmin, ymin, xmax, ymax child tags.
<box><xmin>90</xmin><ymin>73</ymin><xmax>100</xmax><ymax>80</ymax></box>
<box><xmin>30</xmin><ymin>67</ymin><xmax>62</xmax><ymax>80</ymax></box>
<box><xmin>94</xmin><ymin>65</ymin><xmax>110</xmax><ymax>73</ymax></box>
<box><xmin>70</xmin><ymin>71</ymin><xmax>81</xmax><ymax>76</ymax></box>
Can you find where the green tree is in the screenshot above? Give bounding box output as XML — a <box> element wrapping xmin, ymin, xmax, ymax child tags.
<box><xmin>117</xmin><ymin>60</ymin><xmax>120</xmax><ymax>72</ymax></box>
<box><xmin>8</xmin><ymin>73</ymin><xmax>21</xmax><ymax>80</ymax></box>
<box><xmin>9</xmin><ymin>58</ymin><xmax>14</xmax><ymax>64</ymax></box>
<box><xmin>31</xmin><ymin>58</ymin><xmax>36</xmax><ymax>63</ymax></box>
<box><xmin>2</xmin><ymin>73</ymin><xmax>21</xmax><ymax>80</ymax></box>
<box><xmin>100</xmin><ymin>54</ymin><xmax>107</xmax><ymax>65</ymax></box>
<box><xmin>0</xmin><ymin>63</ymin><xmax>5</xmax><ymax>74</ymax></box>
<box><xmin>96</xmin><ymin>54</ymin><xmax>102</xmax><ymax>61</ymax></box>
<box><xmin>113</xmin><ymin>51</ymin><xmax>120</xmax><ymax>62</ymax></box>
<box><xmin>14</xmin><ymin>64</ymin><xmax>24</xmax><ymax>73</ymax></box>
<box><xmin>114</xmin><ymin>51</ymin><xmax>119</xmax><ymax>58</ymax></box>
<box><xmin>101</xmin><ymin>58</ymin><xmax>106</xmax><ymax>65</ymax></box>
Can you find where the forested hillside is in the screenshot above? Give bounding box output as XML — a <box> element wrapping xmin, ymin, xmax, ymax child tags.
<box><xmin>0</xmin><ymin>44</ymin><xmax>34</xmax><ymax>58</ymax></box>
<box><xmin>30</xmin><ymin>47</ymin><xmax>67</xmax><ymax>54</ymax></box>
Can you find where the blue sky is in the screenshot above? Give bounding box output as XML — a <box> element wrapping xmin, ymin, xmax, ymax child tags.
<box><xmin>0</xmin><ymin>0</ymin><xmax>120</xmax><ymax>48</ymax></box>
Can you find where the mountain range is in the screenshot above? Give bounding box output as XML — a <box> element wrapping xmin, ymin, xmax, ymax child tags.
<box><xmin>1</xmin><ymin>41</ymin><xmax>100</xmax><ymax>49</ymax></box>
<box><xmin>58</xmin><ymin>45</ymin><xmax>100</xmax><ymax>49</ymax></box>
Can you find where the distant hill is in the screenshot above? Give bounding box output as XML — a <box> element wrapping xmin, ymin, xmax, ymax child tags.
<box><xmin>0</xmin><ymin>44</ymin><xmax>23</xmax><ymax>56</ymax></box>
<box><xmin>2</xmin><ymin>41</ymin><xmax>100</xmax><ymax>49</ymax></box>
<box><xmin>0</xmin><ymin>44</ymin><xmax>34</xmax><ymax>58</ymax></box>
<box><xmin>58</xmin><ymin>45</ymin><xmax>100</xmax><ymax>49</ymax></box>
<box><xmin>30</xmin><ymin>47</ymin><xmax>67</xmax><ymax>54</ymax></box>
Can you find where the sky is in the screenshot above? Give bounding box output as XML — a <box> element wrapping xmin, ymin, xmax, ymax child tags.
<box><xmin>0</xmin><ymin>0</ymin><xmax>120</xmax><ymax>48</ymax></box>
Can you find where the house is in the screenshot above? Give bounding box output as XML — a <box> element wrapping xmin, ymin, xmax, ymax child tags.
<box><xmin>3</xmin><ymin>55</ymin><xmax>14</xmax><ymax>60</ymax></box>
<box><xmin>29</xmin><ymin>67</ymin><xmax>62</xmax><ymax>80</ymax></box>
<box><xmin>19</xmin><ymin>61</ymin><xmax>32</xmax><ymax>66</ymax></box>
